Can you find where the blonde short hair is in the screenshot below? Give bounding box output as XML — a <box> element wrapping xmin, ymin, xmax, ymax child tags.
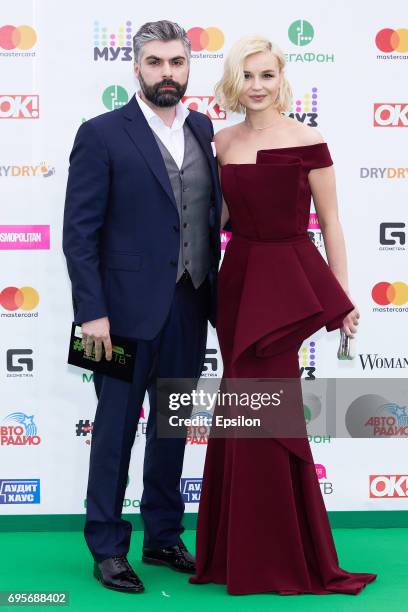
<box><xmin>215</xmin><ymin>35</ymin><xmax>292</xmax><ymax>114</ymax></box>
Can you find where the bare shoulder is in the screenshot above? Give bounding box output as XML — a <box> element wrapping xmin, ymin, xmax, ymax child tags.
<box><xmin>214</xmin><ymin>123</ymin><xmax>242</xmax><ymax>159</ymax></box>
<box><xmin>214</xmin><ymin>123</ymin><xmax>240</xmax><ymax>145</ymax></box>
<box><xmin>291</xmin><ymin>120</ymin><xmax>325</xmax><ymax>146</ymax></box>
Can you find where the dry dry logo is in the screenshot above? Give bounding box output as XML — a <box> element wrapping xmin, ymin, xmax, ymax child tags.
<box><xmin>0</xmin><ymin>479</ymin><xmax>40</xmax><ymax>504</ymax></box>
<box><xmin>1</xmin><ymin>412</ymin><xmax>41</xmax><ymax>446</ymax></box>
<box><xmin>0</xmin><ymin>163</ymin><xmax>55</xmax><ymax>178</ymax></box>
<box><xmin>0</xmin><ymin>95</ymin><xmax>39</xmax><ymax>119</ymax></box>
<box><xmin>93</xmin><ymin>20</ymin><xmax>133</xmax><ymax>61</ymax></box>
<box><xmin>181</xmin><ymin>478</ymin><xmax>202</xmax><ymax>502</ymax></box>
<box><xmin>360</xmin><ymin>167</ymin><xmax>408</xmax><ymax>179</ymax></box>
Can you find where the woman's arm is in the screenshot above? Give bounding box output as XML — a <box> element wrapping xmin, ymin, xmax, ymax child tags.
<box><xmin>309</xmin><ymin>166</ymin><xmax>359</xmax><ymax>337</ymax></box>
<box><xmin>214</xmin><ymin>129</ymin><xmax>230</xmax><ymax>229</ymax></box>
<box><xmin>219</xmin><ymin>163</ymin><xmax>230</xmax><ymax>229</ymax></box>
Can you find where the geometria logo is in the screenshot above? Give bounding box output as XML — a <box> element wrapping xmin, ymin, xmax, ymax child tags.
<box><xmin>0</xmin><ymin>287</ymin><xmax>39</xmax><ymax>317</ymax></box>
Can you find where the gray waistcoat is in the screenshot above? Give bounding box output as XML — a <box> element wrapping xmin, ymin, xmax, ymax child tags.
<box><xmin>152</xmin><ymin>122</ymin><xmax>212</xmax><ymax>288</ymax></box>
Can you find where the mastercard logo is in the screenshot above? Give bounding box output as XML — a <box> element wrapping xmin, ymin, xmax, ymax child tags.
<box><xmin>375</xmin><ymin>28</ymin><xmax>408</xmax><ymax>53</ymax></box>
<box><xmin>187</xmin><ymin>27</ymin><xmax>224</xmax><ymax>52</ymax></box>
<box><xmin>0</xmin><ymin>25</ymin><xmax>37</xmax><ymax>50</ymax></box>
<box><xmin>0</xmin><ymin>286</ymin><xmax>40</xmax><ymax>311</ymax></box>
<box><xmin>372</xmin><ymin>282</ymin><xmax>408</xmax><ymax>305</ymax></box>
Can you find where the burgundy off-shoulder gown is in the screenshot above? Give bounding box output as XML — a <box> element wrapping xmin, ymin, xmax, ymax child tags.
<box><xmin>189</xmin><ymin>144</ymin><xmax>377</xmax><ymax>595</ymax></box>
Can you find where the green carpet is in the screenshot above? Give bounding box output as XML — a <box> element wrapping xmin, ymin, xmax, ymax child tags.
<box><xmin>0</xmin><ymin>529</ymin><xmax>402</xmax><ymax>611</ymax></box>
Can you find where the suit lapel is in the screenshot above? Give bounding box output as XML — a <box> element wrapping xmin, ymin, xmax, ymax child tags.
<box><xmin>121</xmin><ymin>95</ymin><xmax>221</xmax><ymax>218</ymax></box>
<box><xmin>185</xmin><ymin>113</ymin><xmax>222</xmax><ymax>222</ymax></box>
<box><xmin>122</xmin><ymin>96</ymin><xmax>177</xmax><ymax>209</ymax></box>
<box><xmin>185</xmin><ymin>113</ymin><xmax>218</xmax><ymax>181</ymax></box>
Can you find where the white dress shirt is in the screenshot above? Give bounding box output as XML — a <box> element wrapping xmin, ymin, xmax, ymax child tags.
<box><xmin>134</xmin><ymin>90</ymin><xmax>190</xmax><ymax>169</ymax></box>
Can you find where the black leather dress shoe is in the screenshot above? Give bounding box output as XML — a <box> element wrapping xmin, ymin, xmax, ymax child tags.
<box><xmin>142</xmin><ymin>541</ymin><xmax>195</xmax><ymax>573</ymax></box>
<box><xmin>93</xmin><ymin>556</ymin><xmax>145</xmax><ymax>593</ymax></box>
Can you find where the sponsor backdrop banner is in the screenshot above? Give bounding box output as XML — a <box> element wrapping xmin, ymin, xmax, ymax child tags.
<box><xmin>1</xmin><ymin>0</ymin><xmax>407</xmax><ymax>516</ymax></box>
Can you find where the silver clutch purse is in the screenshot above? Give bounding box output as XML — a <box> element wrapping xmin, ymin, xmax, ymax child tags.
<box><xmin>337</xmin><ymin>329</ymin><xmax>356</xmax><ymax>360</ymax></box>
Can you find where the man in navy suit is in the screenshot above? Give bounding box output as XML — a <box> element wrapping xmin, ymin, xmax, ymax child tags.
<box><xmin>63</xmin><ymin>20</ymin><xmax>221</xmax><ymax>593</ymax></box>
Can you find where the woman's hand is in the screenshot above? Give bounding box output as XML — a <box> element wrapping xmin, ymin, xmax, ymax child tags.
<box><xmin>342</xmin><ymin>300</ymin><xmax>360</xmax><ymax>338</ymax></box>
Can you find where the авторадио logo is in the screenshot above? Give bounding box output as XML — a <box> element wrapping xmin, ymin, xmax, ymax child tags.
<box><xmin>1</xmin><ymin>412</ymin><xmax>41</xmax><ymax>446</ymax></box>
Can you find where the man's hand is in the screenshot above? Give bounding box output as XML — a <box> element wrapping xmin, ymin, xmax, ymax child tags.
<box><xmin>82</xmin><ymin>317</ymin><xmax>112</xmax><ymax>362</ymax></box>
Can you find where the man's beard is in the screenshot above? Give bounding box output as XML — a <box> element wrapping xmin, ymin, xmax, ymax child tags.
<box><xmin>138</xmin><ymin>72</ymin><xmax>188</xmax><ymax>108</ymax></box>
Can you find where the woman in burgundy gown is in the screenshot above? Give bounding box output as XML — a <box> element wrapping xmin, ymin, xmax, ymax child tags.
<box><xmin>189</xmin><ymin>36</ymin><xmax>377</xmax><ymax>595</ymax></box>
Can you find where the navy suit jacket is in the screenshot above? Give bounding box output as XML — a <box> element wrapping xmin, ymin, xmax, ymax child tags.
<box><xmin>63</xmin><ymin>95</ymin><xmax>222</xmax><ymax>340</ymax></box>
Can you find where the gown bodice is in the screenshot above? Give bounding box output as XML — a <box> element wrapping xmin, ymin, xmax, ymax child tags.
<box><xmin>221</xmin><ymin>143</ymin><xmax>333</xmax><ymax>241</ymax></box>
<box><xmin>216</xmin><ymin>142</ymin><xmax>354</xmax><ymax>373</ymax></box>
